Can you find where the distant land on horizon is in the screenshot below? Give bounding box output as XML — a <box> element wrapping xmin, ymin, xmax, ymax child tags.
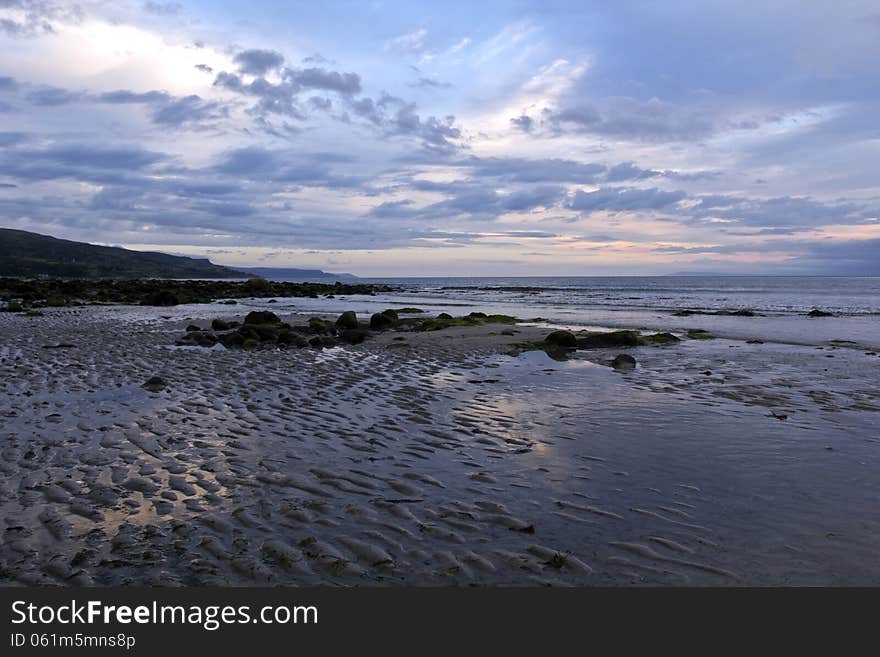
<box><xmin>242</xmin><ymin>266</ymin><xmax>358</xmax><ymax>281</ymax></box>
<box><xmin>0</xmin><ymin>228</ymin><xmax>247</xmax><ymax>279</ymax></box>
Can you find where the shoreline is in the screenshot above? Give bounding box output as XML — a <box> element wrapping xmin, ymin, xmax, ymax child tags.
<box><xmin>1</xmin><ymin>301</ymin><xmax>879</xmax><ymax>586</ymax></box>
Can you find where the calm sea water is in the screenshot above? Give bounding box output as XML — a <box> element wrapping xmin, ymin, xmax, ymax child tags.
<box><xmin>256</xmin><ymin>275</ymin><xmax>880</xmax><ymax>347</ymax></box>
<box><xmin>356</xmin><ymin>276</ymin><xmax>880</xmax><ymax>316</ymax></box>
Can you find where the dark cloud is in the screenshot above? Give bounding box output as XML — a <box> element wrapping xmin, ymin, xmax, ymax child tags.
<box><xmin>0</xmin><ymin>76</ymin><xmax>17</xmax><ymax>90</ymax></box>
<box><xmin>233</xmin><ymin>49</ymin><xmax>285</xmax><ymax>76</ymax></box>
<box><xmin>569</xmin><ymin>187</ymin><xmax>687</xmax><ymax>212</ymax></box>
<box><xmin>96</xmin><ymin>89</ymin><xmax>170</xmax><ymax>104</ymax></box>
<box><xmin>284</xmin><ymin>67</ymin><xmax>361</xmax><ymax>95</ymax></box>
<box><xmin>212</xmin><ymin>147</ymin><xmax>362</xmax><ymax>188</ymax></box>
<box><xmin>691</xmin><ymin>194</ymin><xmax>870</xmax><ymax>228</ymax></box>
<box><xmin>194</xmin><ymin>64</ymin><xmax>213</xmax><ymax>74</ymax></box>
<box><xmin>0</xmin><ymin>143</ymin><xmax>167</xmax><ymax>184</ymax></box>
<box><xmin>27</xmin><ymin>86</ymin><xmax>84</xmax><ymax>106</ymax></box>
<box><xmin>541</xmin><ymin>97</ymin><xmax>717</xmax><ymax>142</ymax></box>
<box><xmin>462</xmin><ymin>156</ymin><xmax>606</xmax><ymax>184</ymax></box>
<box><xmin>510</xmin><ymin>115</ymin><xmax>533</xmax><ymax>132</ymax></box>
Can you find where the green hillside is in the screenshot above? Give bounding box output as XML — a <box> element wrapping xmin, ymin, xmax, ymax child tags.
<box><xmin>0</xmin><ymin>228</ymin><xmax>245</xmax><ymax>279</ymax></box>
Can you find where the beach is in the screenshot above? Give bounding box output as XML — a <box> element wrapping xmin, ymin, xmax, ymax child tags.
<box><xmin>1</xmin><ymin>288</ymin><xmax>879</xmax><ymax>586</ymax></box>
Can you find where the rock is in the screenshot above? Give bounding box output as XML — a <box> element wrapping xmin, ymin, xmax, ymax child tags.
<box><xmin>142</xmin><ymin>290</ymin><xmax>179</xmax><ymax>306</ymax></box>
<box><xmin>2</xmin><ymin>301</ymin><xmax>24</xmax><ymax>312</ymax></box>
<box><xmin>219</xmin><ymin>331</ymin><xmax>245</xmax><ymax>348</ymax></box>
<box><xmin>807</xmin><ymin>308</ymin><xmax>834</xmax><ymax>317</ymax></box>
<box><xmin>339</xmin><ymin>328</ymin><xmax>370</xmax><ymax>345</ymax></box>
<box><xmin>577</xmin><ymin>330</ymin><xmax>642</xmax><ymax>349</ymax></box>
<box><xmin>335</xmin><ymin>311</ymin><xmax>359</xmax><ymax>330</ymax></box>
<box><xmin>468</xmin><ymin>312</ymin><xmax>488</xmax><ymax>318</ymax></box>
<box><xmin>308</xmin><ymin>317</ymin><xmax>332</xmax><ymax>333</ymax></box>
<box><xmin>437</xmin><ymin>312</ymin><xmax>453</xmax><ymax>319</ymax></box>
<box><xmin>370</xmin><ymin>311</ymin><xmax>396</xmax><ymax>330</ymax></box>
<box><xmin>177</xmin><ymin>331</ymin><xmax>218</xmax><ymax>347</ymax></box>
<box><xmin>686</xmin><ymin>329</ymin><xmax>715</xmax><ymax>340</ymax></box>
<box><xmin>185</xmin><ymin>324</ymin><xmax>201</xmax><ymax>332</ymax></box>
<box><xmin>221</xmin><ymin>299</ymin><xmax>238</xmax><ymax>305</ymax></box>
<box><xmin>644</xmin><ymin>332</ymin><xmax>680</xmax><ymax>344</ymax></box>
<box><xmin>611</xmin><ymin>354</ymin><xmax>637</xmax><ymax>370</ymax></box>
<box><xmin>396</xmin><ymin>307</ymin><xmax>424</xmax><ymax>314</ymax></box>
<box><xmin>278</xmin><ymin>332</ymin><xmax>308</xmax><ymax>347</ymax></box>
<box><xmin>142</xmin><ymin>376</ymin><xmax>166</xmax><ymax>392</ymax></box>
<box><xmin>545</xmin><ymin>330</ymin><xmax>578</xmax><ymax>348</ymax></box>
<box><xmin>244</xmin><ymin>310</ymin><xmax>280</xmax><ymax>324</ymax></box>
<box><xmin>251</xmin><ymin>324</ymin><xmax>279</xmax><ymax>341</ymax></box>
<box><xmin>211</xmin><ymin>319</ymin><xmax>231</xmax><ymax>331</ymax></box>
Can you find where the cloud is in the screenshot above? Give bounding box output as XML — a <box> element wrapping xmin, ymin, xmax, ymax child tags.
<box><xmin>142</xmin><ymin>1</ymin><xmax>181</xmax><ymax>16</ymax></box>
<box><xmin>569</xmin><ymin>187</ymin><xmax>687</xmax><ymax>212</ymax></box>
<box><xmin>385</xmin><ymin>28</ymin><xmax>428</xmax><ymax>56</ymax></box>
<box><xmin>27</xmin><ymin>86</ymin><xmax>84</xmax><ymax>106</ymax></box>
<box><xmin>151</xmin><ymin>94</ymin><xmax>227</xmax><ymax>127</ymax></box>
<box><xmin>462</xmin><ymin>156</ymin><xmax>606</xmax><ymax>184</ymax></box>
<box><xmin>233</xmin><ymin>48</ymin><xmax>285</xmax><ymax>76</ymax></box>
<box><xmin>285</xmin><ymin>67</ymin><xmax>361</xmax><ymax>95</ymax></box>
<box><xmin>0</xmin><ymin>0</ymin><xmax>83</xmax><ymax>37</ymax></box>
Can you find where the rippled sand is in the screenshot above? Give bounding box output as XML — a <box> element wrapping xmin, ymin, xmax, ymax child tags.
<box><xmin>1</xmin><ymin>304</ymin><xmax>879</xmax><ymax>586</ymax></box>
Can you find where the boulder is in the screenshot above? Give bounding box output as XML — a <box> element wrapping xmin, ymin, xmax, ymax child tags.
<box><xmin>278</xmin><ymin>332</ymin><xmax>308</xmax><ymax>348</ymax></box>
<box><xmin>185</xmin><ymin>324</ymin><xmax>201</xmax><ymax>332</ymax></box>
<box><xmin>339</xmin><ymin>328</ymin><xmax>370</xmax><ymax>345</ymax></box>
<box><xmin>544</xmin><ymin>330</ymin><xmax>578</xmax><ymax>348</ymax></box>
<box><xmin>335</xmin><ymin>311</ymin><xmax>359</xmax><ymax>329</ymax></box>
<box><xmin>244</xmin><ymin>310</ymin><xmax>280</xmax><ymax>325</ymax></box>
<box><xmin>142</xmin><ymin>290</ymin><xmax>179</xmax><ymax>306</ymax></box>
<box><xmin>211</xmin><ymin>319</ymin><xmax>231</xmax><ymax>331</ymax></box>
<box><xmin>370</xmin><ymin>311</ymin><xmax>396</xmax><ymax>330</ymax></box>
<box><xmin>611</xmin><ymin>354</ymin><xmax>637</xmax><ymax>370</ymax></box>
<box><xmin>577</xmin><ymin>330</ymin><xmax>642</xmax><ymax>349</ymax></box>
<box><xmin>142</xmin><ymin>376</ymin><xmax>166</xmax><ymax>392</ymax></box>
<box><xmin>807</xmin><ymin>308</ymin><xmax>834</xmax><ymax>317</ymax></box>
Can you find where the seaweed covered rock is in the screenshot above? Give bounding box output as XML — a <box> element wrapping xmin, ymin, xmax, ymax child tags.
<box><xmin>142</xmin><ymin>289</ymin><xmax>179</xmax><ymax>306</ymax></box>
<box><xmin>278</xmin><ymin>332</ymin><xmax>308</xmax><ymax>347</ymax></box>
<box><xmin>686</xmin><ymin>329</ymin><xmax>716</xmax><ymax>340</ymax></box>
<box><xmin>339</xmin><ymin>328</ymin><xmax>370</xmax><ymax>345</ymax></box>
<box><xmin>177</xmin><ymin>331</ymin><xmax>217</xmax><ymax>347</ymax></box>
<box><xmin>644</xmin><ymin>332</ymin><xmax>680</xmax><ymax>344</ymax></box>
<box><xmin>545</xmin><ymin>330</ymin><xmax>578</xmax><ymax>348</ymax></box>
<box><xmin>370</xmin><ymin>311</ymin><xmax>397</xmax><ymax>330</ymax></box>
<box><xmin>335</xmin><ymin>310</ymin><xmax>359</xmax><ymax>330</ymax></box>
<box><xmin>807</xmin><ymin>308</ymin><xmax>834</xmax><ymax>317</ymax></box>
<box><xmin>244</xmin><ymin>310</ymin><xmax>280</xmax><ymax>325</ymax></box>
<box><xmin>308</xmin><ymin>317</ymin><xmax>334</xmax><ymax>333</ymax></box>
<box><xmin>576</xmin><ymin>330</ymin><xmax>642</xmax><ymax>349</ymax></box>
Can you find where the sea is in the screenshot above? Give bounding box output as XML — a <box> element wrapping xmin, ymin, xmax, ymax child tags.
<box><xmin>255</xmin><ymin>275</ymin><xmax>880</xmax><ymax>349</ymax></box>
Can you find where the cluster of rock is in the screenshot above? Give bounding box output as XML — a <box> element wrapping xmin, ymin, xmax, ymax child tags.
<box><xmin>0</xmin><ymin>277</ymin><xmax>395</xmax><ymax>309</ymax></box>
<box><xmin>176</xmin><ymin>308</ymin><xmax>506</xmax><ymax>350</ymax></box>
<box><xmin>514</xmin><ymin>329</ymin><xmax>683</xmax><ymax>366</ymax></box>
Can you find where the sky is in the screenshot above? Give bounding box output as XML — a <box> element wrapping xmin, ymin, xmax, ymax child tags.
<box><xmin>0</xmin><ymin>1</ymin><xmax>878</xmax><ymax>276</ymax></box>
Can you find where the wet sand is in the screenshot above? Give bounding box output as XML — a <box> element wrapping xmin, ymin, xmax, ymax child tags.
<box><xmin>1</xmin><ymin>303</ymin><xmax>879</xmax><ymax>586</ymax></box>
